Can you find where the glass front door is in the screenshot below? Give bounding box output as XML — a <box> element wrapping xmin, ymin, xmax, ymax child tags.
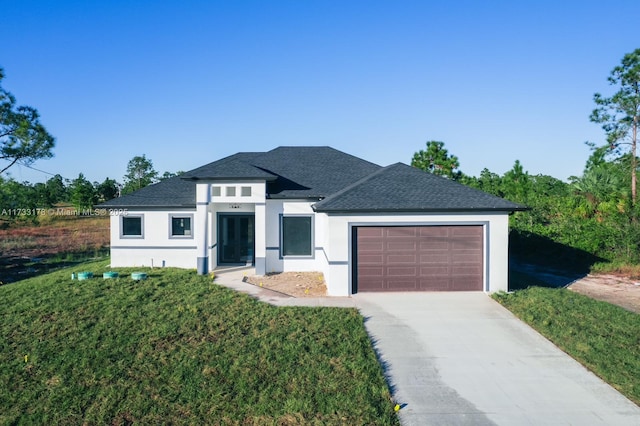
<box><xmin>218</xmin><ymin>214</ymin><xmax>255</xmax><ymax>264</ymax></box>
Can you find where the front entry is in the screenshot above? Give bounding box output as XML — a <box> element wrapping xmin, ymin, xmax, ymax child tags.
<box><xmin>218</xmin><ymin>214</ymin><xmax>255</xmax><ymax>264</ymax></box>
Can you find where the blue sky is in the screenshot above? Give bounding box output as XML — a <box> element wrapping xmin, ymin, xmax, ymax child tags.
<box><xmin>1</xmin><ymin>0</ymin><xmax>639</xmax><ymax>184</ymax></box>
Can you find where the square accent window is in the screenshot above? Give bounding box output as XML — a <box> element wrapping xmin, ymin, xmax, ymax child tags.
<box><xmin>212</xmin><ymin>186</ymin><xmax>221</xmax><ymax>197</ymax></box>
<box><xmin>122</xmin><ymin>216</ymin><xmax>143</xmax><ymax>237</ymax></box>
<box><xmin>226</xmin><ymin>186</ymin><xmax>236</xmax><ymax>197</ymax></box>
<box><xmin>171</xmin><ymin>216</ymin><xmax>192</xmax><ymax>237</ymax></box>
<box><xmin>241</xmin><ymin>186</ymin><xmax>251</xmax><ymax>197</ymax></box>
<box><xmin>281</xmin><ymin>216</ymin><xmax>312</xmax><ymax>257</ymax></box>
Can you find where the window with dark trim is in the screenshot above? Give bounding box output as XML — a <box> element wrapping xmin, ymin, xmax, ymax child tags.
<box><xmin>122</xmin><ymin>216</ymin><xmax>143</xmax><ymax>237</ymax></box>
<box><xmin>281</xmin><ymin>215</ymin><xmax>312</xmax><ymax>257</ymax></box>
<box><xmin>171</xmin><ymin>215</ymin><xmax>192</xmax><ymax>237</ymax></box>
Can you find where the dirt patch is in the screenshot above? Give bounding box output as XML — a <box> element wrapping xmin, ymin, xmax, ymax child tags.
<box><xmin>0</xmin><ymin>216</ymin><xmax>109</xmax><ymax>283</ymax></box>
<box><xmin>568</xmin><ymin>274</ymin><xmax>640</xmax><ymax>314</ymax></box>
<box><xmin>244</xmin><ymin>272</ymin><xmax>327</xmax><ymax>297</ymax></box>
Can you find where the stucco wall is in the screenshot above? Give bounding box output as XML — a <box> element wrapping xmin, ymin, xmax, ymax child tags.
<box><xmin>109</xmin><ymin>208</ymin><xmax>197</xmax><ymax>269</ymax></box>
<box><xmin>264</xmin><ymin>200</ymin><xmax>328</xmax><ymax>275</ymax></box>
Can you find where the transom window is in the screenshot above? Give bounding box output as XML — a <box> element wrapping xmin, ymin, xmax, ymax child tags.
<box><xmin>281</xmin><ymin>215</ymin><xmax>313</xmax><ymax>257</ymax></box>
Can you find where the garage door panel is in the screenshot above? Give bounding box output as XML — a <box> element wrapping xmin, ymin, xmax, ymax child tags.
<box><xmin>387</xmin><ymin>266</ymin><xmax>418</xmax><ymax>277</ymax></box>
<box><xmin>387</xmin><ymin>241</ymin><xmax>417</xmax><ymax>251</ymax></box>
<box><xmin>450</xmin><ymin>277</ymin><xmax>482</xmax><ymax>291</ymax></box>
<box><xmin>419</xmin><ymin>278</ymin><xmax>450</xmax><ymax>291</ymax></box>
<box><xmin>419</xmin><ymin>227</ymin><xmax>449</xmax><ymax>237</ymax></box>
<box><xmin>359</xmin><ymin>241</ymin><xmax>384</xmax><ymax>251</ymax></box>
<box><xmin>386</xmin><ymin>227</ymin><xmax>418</xmax><ymax>237</ymax></box>
<box><xmin>359</xmin><ymin>254</ymin><xmax>384</xmax><ymax>264</ymax></box>
<box><xmin>356</xmin><ymin>225</ymin><xmax>483</xmax><ymax>292</ymax></box>
<box><xmin>387</xmin><ymin>254</ymin><xmax>417</xmax><ymax>263</ymax></box>
<box><xmin>419</xmin><ymin>240</ymin><xmax>449</xmax><ymax>250</ymax></box>
<box><xmin>420</xmin><ymin>266</ymin><xmax>450</xmax><ymax>275</ymax></box>
<box><xmin>420</xmin><ymin>254</ymin><xmax>450</xmax><ymax>264</ymax></box>
<box><xmin>358</xmin><ymin>227</ymin><xmax>384</xmax><ymax>237</ymax></box>
<box><xmin>359</xmin><ymin>266</ymin><xmax>384</xmax><ymax>276</ymax></box>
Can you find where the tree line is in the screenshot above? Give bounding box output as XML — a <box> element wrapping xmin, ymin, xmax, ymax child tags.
<box><xmin>0</xmin><ymin>154</ymin><xmax>180</xmax><ymax>216</ymax></box>
<box><xmin>411</xmin><ymin>49</ymin><xmax>640</xmax><ymax>267</ymax></box>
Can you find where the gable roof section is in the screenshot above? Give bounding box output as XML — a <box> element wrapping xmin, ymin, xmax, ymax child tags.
<box><xmin>180</xmin><ymin>152</ymin><xmax>277</xmax><ymax>180</ymax></box>
<box><xmin>181</xmin><ymin>146</ymin><xmax>381</xmax><ymax>198</ymax></box>
<box><xmin>251</xmin><ymin>146</ymin><xmax>381</xmax><ymax>198</ymax></box>
<box><xmin>313</xmin><ymin>163</ymin><xmax>527</xmax><ymax>213</ymax></box>
<box><xmin>99</xmin><ymin>175</ymin><xmax>196</xmax><ymax>208</ymax></box>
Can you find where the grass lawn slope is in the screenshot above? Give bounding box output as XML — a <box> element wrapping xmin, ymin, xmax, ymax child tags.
<box><xmin>493</xmin><ymin>287</ymin><xmax>640</xmax><ymax>406</ymax></box>
<box><xmin>0</xmin><ymin>261</ymin><xmax>398</xmax><ymax>425</ymax></box>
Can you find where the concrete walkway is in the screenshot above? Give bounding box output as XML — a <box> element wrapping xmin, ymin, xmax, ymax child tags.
<box><xmin>213</xmin><ymin>268</ymin><xmax>640</xmax><ymax>425</ymax></box>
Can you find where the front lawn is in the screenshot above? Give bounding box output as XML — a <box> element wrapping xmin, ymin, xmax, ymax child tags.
<box><xmin>0</xmin><ymin>261</ymin><xmax>398</xmax><ymax>425</ymax></box>
<box><xmin>493</xmin><ymin>287</ymin><xmax>640</xmax><ymax>405</ymax></box>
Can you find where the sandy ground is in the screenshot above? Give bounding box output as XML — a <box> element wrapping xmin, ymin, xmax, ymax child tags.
<box><xmin>244</xmin><ymin>272</ymin><xmax>327</xmax><ymax>297</ymax></box>
<box><xmin>568</xmin><ymin>274</ymin><xmax>640</xmax><ymax>314</ymax></box>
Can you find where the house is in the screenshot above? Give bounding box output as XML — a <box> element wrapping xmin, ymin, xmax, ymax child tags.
<box><xmin>101</xmin><ymin>146</ymin><xmax>526</xmax><ymax>296</ymax></box>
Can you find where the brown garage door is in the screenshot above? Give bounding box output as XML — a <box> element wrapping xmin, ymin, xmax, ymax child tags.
<box><xmin>354</xmin><ymin>226</ymin><xmax>483</xmax><ymax>292</ymax></box>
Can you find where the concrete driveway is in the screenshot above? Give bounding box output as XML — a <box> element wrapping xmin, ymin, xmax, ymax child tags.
<box><xmin>354</xmin><ymin>292</ymin><xmax>640</xmax><ymax>426</ymax></box>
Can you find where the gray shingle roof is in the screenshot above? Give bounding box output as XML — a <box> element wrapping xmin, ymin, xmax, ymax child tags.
<box><xmin>99</xmin><ymin>175</ymin><xmax>195</xmax><ymax>208</ymax></box>
<box><xmin>313</xmin><ymin>163</ymin><xmax>527</xmax><ymax>212</ymax></box>
<box><xmin>99</xmin><ymin>147</ymin><xmax>526</xmax><ymax>212</ymax></box>
<box><xmin>181</xmin><ymin>153</ymin><xmax>277</xmax><ymax>180</ymax></box>
<box><xmin>250</xmin><ymin>147</ymin><xmax>381</xmax><ymax>198</ymax></box>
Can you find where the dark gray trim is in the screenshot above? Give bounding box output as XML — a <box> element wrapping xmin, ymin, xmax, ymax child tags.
<box><xmin>169</xmin><ymin>213</ymin><xmax>194</xmax><ymax>239</ymax></box>
<box><xmin>316</xmin><ymin>207</ymin><xmax>526</xmax><ymax>213</ymax></box>
<box><xmin>255</xmin><ymin>257</ymin><xmax>266</xmax><ymax>275</ymax></box>
<box><xmin>197</xmin><ymin>257</ymin><xmax>208</xmax><ymax>275</ymax></box>
<box><xmin>196</xmin><ymin>201</ymin><xmax>209</xmax><ymax>206</ymax></box>
<box><xmin>120</xmin><ymin>214</ymin><xmax>144</xmax><ymax>239</ymax></box>
<box><xmin>111</xmin><ymin>245</ymin><xmax>197</xmax><ymax>250</ymax></box>
<box><xmin>266</xmin><ymin>247</ymin><xmax>279</xmax><ymax>251</ymax></box>
<box><xmin>279</xmin><ymin>213</ymin><xmax>315</xmax><ymax>259</ymax></box>
<box><xmin>328</xmin><ymin>260</ymin><xmax>348</xmax><ymax>265</ymax></box>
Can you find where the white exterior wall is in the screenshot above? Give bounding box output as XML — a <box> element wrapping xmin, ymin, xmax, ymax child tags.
<box><xmin>110</xmin><ymin>208</ymin><xmax>197</xmax><ymax>269</ymax></box>
<box><xmin>264</xmin><ymin>200</ymin><xmax>328</xmax><ymax>275</ymax></box>
<box><xmin>323</xmin><ymin>212</ymin><xmax>510</xmax><ymax>296</ymax></box>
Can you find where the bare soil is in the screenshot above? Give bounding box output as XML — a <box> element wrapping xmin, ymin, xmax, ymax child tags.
<box><xmin>0</xmin><ymin>215</ymin><xmax>109</xmax><ymax>283</ymax></box>
<box><xmin>244</xmin><ymin>272</ymin><xmax>327</xmax><ymax>297</ymax></box>
<box><xmin>568</xmin><ymin>274</ymin><xmax>640</xmax><ymax>314</ymax></box>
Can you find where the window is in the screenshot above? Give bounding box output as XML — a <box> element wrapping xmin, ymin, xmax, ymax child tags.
<box><xmin>170</xmin><ymin>215</ymin><xmax>192</xmax><ymax>237</ymax></box>
<box><xmin>281</xmin><ymin>215</ymin><xmax>313</xmax><ymax>257</ymax></box>
<box><xmin>241</xmin><ymin>186</ymin><xmax>252</xmax><ymax>197</ymax></box>
<box><xmin>122</xmin><ymin>216</ymin><xmax>143</xmax><ymax>237</ymax></box>
<box><xmin>212</xmin><ymin>186</ymin><xmax>221</xmax><ymax>197</ymax></box>
<box><xmin>226</xmin><ymin>186</ymin><xmax>236</xmax><ymax>196</ymax></box>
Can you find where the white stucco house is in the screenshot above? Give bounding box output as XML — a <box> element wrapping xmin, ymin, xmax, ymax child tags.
<box><xmin>100</xmin><ymin>146</ymin><xmax>525</xmax><ymax>296</ymax></box>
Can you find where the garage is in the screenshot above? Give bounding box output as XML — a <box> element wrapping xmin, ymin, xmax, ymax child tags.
<box><xmin>354</xmin><ymin>225</ymin><xmax>484</xmax><ymax>292</ymax></box>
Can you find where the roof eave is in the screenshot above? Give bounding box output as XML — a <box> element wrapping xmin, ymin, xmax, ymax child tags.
<box><xmin>181</xmin><ymin>176</ymin><xmax>277</xmax><ymax>182</ymax></box>
<box><xmin>313</xmin><ymin>206</ymin><xmax>528</xmax><ymax>214</ymax></box>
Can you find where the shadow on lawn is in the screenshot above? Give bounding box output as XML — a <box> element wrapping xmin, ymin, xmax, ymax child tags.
<box><xmin>509</xmin><ymin>231</ymin><xmax>607</xmax><ymax>291</ymax></box>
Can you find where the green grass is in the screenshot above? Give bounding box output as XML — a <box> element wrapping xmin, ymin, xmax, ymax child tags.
<box><xmin>0</xmin><ymin>261</ymin><xmax>398</xmax><ymax>425</ymax></box>
<box><xmin>493</xmin><ymin>287</ymin><xmax>640</xmax><ymax>405</ymax></box>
